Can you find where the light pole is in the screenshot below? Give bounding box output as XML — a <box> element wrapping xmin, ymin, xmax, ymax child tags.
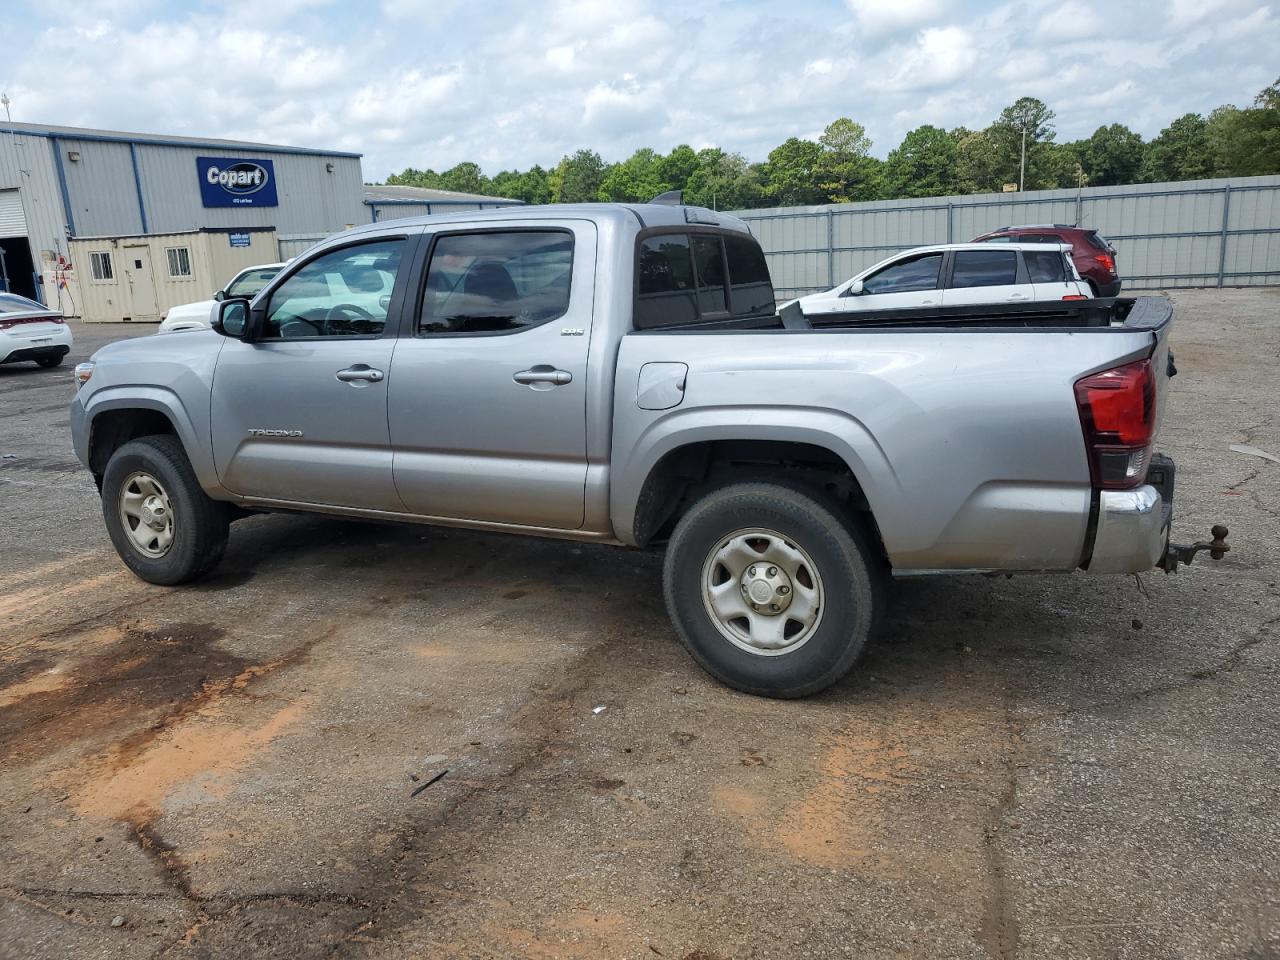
<box><xmin>1</xmin><ymin>93</ymin><xmax>11</xmax><ymax>125</ymax></box>
<box><xmin>1019</xmin><ymin>123</ymin><xmax>1027</xmax><ymax>192</ymax></box>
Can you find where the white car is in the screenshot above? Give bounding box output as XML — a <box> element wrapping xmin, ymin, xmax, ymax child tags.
<box><xmin>0</xmin><ymin>293</ymin><xmax>72</xmax><ymax>368</ymax></box>
<box><xmin>796</xmin><ymin>242</ymin><xmax>1089</xmax><ymax>316</ymax></box>
<box><xmin>158</xmin><ymin>261</ymin><xmax>287</xmax><ymax>333</ymax></box>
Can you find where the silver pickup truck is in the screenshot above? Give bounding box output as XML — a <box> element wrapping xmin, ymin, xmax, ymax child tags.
<box><xmin>70</xmin><ymin>202</ymin><xmax>1227</xmax><ymax>697</ymax></box>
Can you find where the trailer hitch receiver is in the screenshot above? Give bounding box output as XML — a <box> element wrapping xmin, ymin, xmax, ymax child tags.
<box><xmin>1160</xmin><ymin>524</ymin><xmax>1229</xmax><ymax>573</ymax></box>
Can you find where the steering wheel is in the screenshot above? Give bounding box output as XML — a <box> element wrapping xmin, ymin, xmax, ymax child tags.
<box><xmin>322</xmin><ymin>303</ymin><xmax>377</xmax><ymax>336</ymax></box>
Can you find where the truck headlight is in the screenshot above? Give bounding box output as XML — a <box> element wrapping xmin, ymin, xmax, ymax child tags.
<box><xmin>74</xmin><ymin>361</ymin><xmax>94</xmax><ymax>387</ymax></box>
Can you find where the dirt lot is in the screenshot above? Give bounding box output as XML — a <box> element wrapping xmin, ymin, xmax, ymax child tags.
<box><xmin>1</xmin><ymin>289</ymin><xmax>1278</xmax><ymax>960</ymax></box>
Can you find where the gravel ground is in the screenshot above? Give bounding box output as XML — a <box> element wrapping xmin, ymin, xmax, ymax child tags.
<box><xmin>1</xmin><ymin>289</ymin><xmax>1277</xmax><ymax>960</ymax></box>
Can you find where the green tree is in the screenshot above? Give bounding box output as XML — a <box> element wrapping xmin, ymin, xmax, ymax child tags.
<box><xmin>953</xmin><ymin>127</ymin><xmax>1001</xmax><ymax>193</ymax></box>
<box><xmin>438</xmin><ymin>161</ymin><xmax>490</xmax><ymax>195</ymax></box>
<box><xmin>658</xmin><ymin>144</ymin><xmax>700</xmax><ymax>192</ymax></box>
<box><xmin>386</xmin><ymin>167</ymin><xmax>446</xmax><ymax>189</ymax></box>
<box><xmin>550</xmin><ymin>149</ymin><xmax>607</xmax><ymax>203</ymax></box>
<box><xmin>490</xmin><ymin>165</ymin><xmax>553</xmax><ymax>203</ymax></box>
<box><xmin>814</xmin><ymin>118</ymin><xmax>881</xmax><ymax>202</ymax></box>
<box><xmin>597</xmin><ymin>148</ymin><xmax>671</xmax><ymax>202</ymax></box>
<box><xmin>1082</xmin><ymin>124</ymin><xmax>1144</xmax><ymax>186</ymax></box>
<box><xmin>1140</xmin><ymin>113</ymin><xmax>1213</xmax><ymax>182</ymax></box>
<box><xmin>764</xmin><ymin>136</ymin><xmax>825</xmax><ymax>206</ymax></box>
<box><xmin>1207</xmin><ymin>78</ymin><xmax>1280</xmax><ymax>176</ymax></box>
<box><xmin>990</xmin><ymin>96</ymin><xmax>1057</xmax><ymax>189</ymax></box>
<box><xmin>883</xmin><ymin>124</ymin><xmax>958</xmax><ymax>198</ymax></box>
<box><xmin>683</xmin><ymin>149</ymin><xmax>767</xmax><ymax>210</ymax></box>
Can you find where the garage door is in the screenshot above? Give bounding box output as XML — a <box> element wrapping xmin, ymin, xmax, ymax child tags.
<box><xmin>0</xmin><ymin>190</ymin><xmax>28</xmax><ymax>239</ymax></box>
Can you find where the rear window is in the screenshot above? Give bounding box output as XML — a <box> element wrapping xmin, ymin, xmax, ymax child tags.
<box><xmin>1025</xmin><ymin>250</ymin><xmax>1067</xmax><ymax>283</ymax></box>
<box><xmin>1085</xmin><ymin>231</ymin><xmax>1112</xmax><ymax>251</ymax></box>
<box><xmin>635</xmin><ymin>231</ymin><xmax>776</xmax><ymax>329</ymax></box>
<box><xmin>0</xmin><ymin>293</ymin><xmax>43</xmax><ymax>314</ymax></box>
<box><xmin>951</xmin><ymin>250</ymin><xmax>1018</xmax><ymax>288</ymax></box>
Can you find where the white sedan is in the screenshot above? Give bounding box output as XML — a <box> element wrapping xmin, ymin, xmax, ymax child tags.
<box><xmin>0</xmin><ymin>293</ymin><xmax>72</xmax><ymax>369</ymax></box>
<box><xmin>796</xmin><ymin>242</ymin><xmax>1089</xmax><ymax>316</ymax></box>
<box><xmin>158</xmin><ymin>261</ymin><xmax>287</xmax><ymax>333</ymax></box>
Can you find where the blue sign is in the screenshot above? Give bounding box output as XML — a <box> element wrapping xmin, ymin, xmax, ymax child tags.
<box><xmin>197</xmin><ymin>157</ymin><xmax>278</xmax><ymax>208</ymax></box>
<box><xmin>228</xmin><ymin>232</ymin><xmax>251</xmax><ymax>248</ymax></box>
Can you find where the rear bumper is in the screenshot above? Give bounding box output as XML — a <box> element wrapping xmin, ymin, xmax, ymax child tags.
<box><xmin>1085</xmin><ymin>483</ymin><xmax>1170</xmax><ymax>574</ymax></box>
<box><xmin>1</xmin><ymin>343</ymin><xmax>70</xmax><ymax>364</ymax></box>
<box><xmin>1091</xmin><ymin>278</ymin><xmax>1122</xmax><ymax>298</ymax></box>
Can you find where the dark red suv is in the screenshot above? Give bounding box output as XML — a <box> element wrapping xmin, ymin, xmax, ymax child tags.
<box><xmin>972</xmin><ymin>224</ymin><xmax>1120</xmax><ymax>297</ymax></box>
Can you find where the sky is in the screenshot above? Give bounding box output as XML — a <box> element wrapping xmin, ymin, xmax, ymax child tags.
<box><xmin>2</xmin><ymin>0</ymin><xmax>1277</xmax><ymax>180</ymax></box>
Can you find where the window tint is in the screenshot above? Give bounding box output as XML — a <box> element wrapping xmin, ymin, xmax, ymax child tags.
<box><xmin>862</xmin><ymin>253</ymin><xmax>942</xmax><ymax>295</ymax></box>
<box><xmin>691</xmin><ymin>235</ymin><xmax>728</xmax><ymax>315</ymax></box>
<box><xmin>226</xmin><ymin>268</ymin><xmax>281</xmax><ymax>299</ymax></box>
<box><xmin>418</xmin><ymin>231</ymin><xmax>572</xmax><ymax>335</ymax></box>
<box><xmin>981</xmin><ymin>235</ymin><xmax>1013</xmax><ymax>243</ymax></box>
<box><xmin>725</xmin><ymin>235</ymin><xmax>775</xmax><ymax>316</ymax></box>
<box><xmin>951</xmin><ymin>250</ymin><xmax>1018</xmax><ymax>288</ymax></box>
<box><xmin>1086</xmin><ymin>231</ymin><xmax>1112</xmax><ymax>251</ymax></box>
<box><xmin>265</xmin><ymin>239</ymin><xmax>404</xmax><ymax>339</ymax></box>
<box><xmin>636</xmin><ymin>234</ymin><xmax>697</xmax><ymax>328</ymax></box>
<box><xmin>1025</xmin><ymin>250</ymin><xmax>1067</xmax><ymax>283</ymax></box>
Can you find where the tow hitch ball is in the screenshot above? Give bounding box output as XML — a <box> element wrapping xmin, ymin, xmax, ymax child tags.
<box><xmin>1160</xmin><ymin>525</ymin><xmax>1230</xmax><ymax>573</ymax></box>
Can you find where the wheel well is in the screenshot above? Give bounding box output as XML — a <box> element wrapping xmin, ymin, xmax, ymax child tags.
<box><xmin>633</xmin><ymin>439</ymin><xmax>883</xmax><ymax>551</ymax></box>
<box><xmin>88</xmin><ymin>409</ymin><xmax>177</xmax><ymax>478</ymax></box>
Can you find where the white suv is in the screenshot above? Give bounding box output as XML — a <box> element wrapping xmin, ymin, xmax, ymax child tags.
<box><xmin>158</xmin><ymin>262</ymin><xmax>287</xmax><ymax>333</ymax></box>
<box><xmin>796</xmin><ymin>243</ymin><xmax>1088</xmax><ymax>316</ymax></box>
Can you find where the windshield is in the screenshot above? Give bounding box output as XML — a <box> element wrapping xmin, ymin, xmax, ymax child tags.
<box><xmin>226</xmin><ymin>268</ymin><xmax>281</xmax><ymax>299</ymax></box>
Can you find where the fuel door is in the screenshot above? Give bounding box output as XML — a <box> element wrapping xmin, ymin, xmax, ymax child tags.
<box><xmin>637</xmin><ymin>362</ymin><xmax>688</xmax><ymax>411</ymax></box>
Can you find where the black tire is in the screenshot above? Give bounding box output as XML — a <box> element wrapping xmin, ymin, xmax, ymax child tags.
<box><xmin>36</xmin><ymin>355</ymin><xmax>63</xmax><ymax>368</ymax></box>
<box><xmin>663</xmin><ymin>481</ymin><xmax>884</xmax><ymax>699</ymax></box>
<box><xmin>101</xmin><ymin>434</ymin><xmax>229</xmax><ymax>585</ymax></box>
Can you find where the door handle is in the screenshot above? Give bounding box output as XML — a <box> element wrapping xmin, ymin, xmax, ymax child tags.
<box><xmin>335</xmin><ymin>365</ymin><xmax>384</xmax><ymax>383</ymax></box>
<box><xmin>513</xmin><ymin>365</ymin><xmax>572</xmax><ymax>386</ymax></box>
<box><xmin>1008</xmin><ymin>293</ymin><xmax>1030</xmax><ymax>301</ymax></box>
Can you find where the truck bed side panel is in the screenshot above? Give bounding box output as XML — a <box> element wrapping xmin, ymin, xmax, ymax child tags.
<box><xmin>611</xmin><ymin>328</ymin><xmax>1158</xmax><ymax>572</ymax></box>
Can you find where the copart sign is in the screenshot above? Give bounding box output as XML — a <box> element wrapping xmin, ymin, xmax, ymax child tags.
<box><xmin>197</xmin><ymin>157</ymin><xmax>279</xmax><ymax>208</ymax></box>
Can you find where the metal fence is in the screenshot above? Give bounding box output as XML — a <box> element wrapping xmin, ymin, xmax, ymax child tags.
<box><xmin>728</xmin><ymin>175</ymin><xmax>1280</xmax><ymax>298</ymax></box>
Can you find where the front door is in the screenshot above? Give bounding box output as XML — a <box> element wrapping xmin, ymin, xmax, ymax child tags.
<box><xmin>388</xmin><ymin>222</ymin><xmax>594</xmax><ymax>529</ymax></box>
<box><xmin>124</xmin><ymin>246</ymin><xmax>160</xmax><ymax>320</ymax></box>
<box><xmin>807</xmin><ymin>251</ymin><xmax>944</xmax><ymax>315</ymax></box>
<box><xmin>210</xmin><ymin>237</ymin><xmax>410</xmax><ymax>511</ymax></box>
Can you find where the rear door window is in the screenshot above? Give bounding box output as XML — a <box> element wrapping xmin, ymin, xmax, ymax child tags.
<box><xmin>861</xmin><ymin>253</ymin><xmax>943</xmax><ymax>294</ymax></box>
<box><xmin>418</xmin><ymin>230</ymin><xmax>573</xmax><ymax>335</ymax></box>
<box><xmin>1025</xmin><ymin>250</ymin><xmax>1067</xmax><ymax>283</ymax></box>
<box><xmin>950</xmin><ymin>250</ymin><xmax>1018</xmax><ymax>288</ymax></box>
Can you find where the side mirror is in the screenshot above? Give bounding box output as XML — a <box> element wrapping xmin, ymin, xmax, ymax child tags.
<box><xmin>214</xmin><ymin>298</ymin><xmax>252</xmax><ymax>339</ymax></box>
<box><xmin>845</xmin><ymin>279</ymin><xmax>864</xmax><ymax>296</ymax></box>
<box><xmin>213</xmin><ymin>290</ymin><xmax>226</xmax><ymax>302</ymax></box>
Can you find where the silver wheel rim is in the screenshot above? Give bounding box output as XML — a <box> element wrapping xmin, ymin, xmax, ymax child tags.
<box><xmin>119</xmin><ymin>471</ymin><xmax>175</xmax><ymax>559</ymax></box>
<box><xmin>700</xmin><ymin>527</ymin><xmax>824</xmax><ymax>657</ymax></box>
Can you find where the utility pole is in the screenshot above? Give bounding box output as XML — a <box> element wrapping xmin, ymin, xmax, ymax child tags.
<box><xmin>1</xmin><ymin>92</ymin><xmax>11</xmax><ymax>125</ymax></box>
<box><xmin>1019</xmin><ymin>123</ymin><xmax>1027</xmax><ymax>192</ymax></box>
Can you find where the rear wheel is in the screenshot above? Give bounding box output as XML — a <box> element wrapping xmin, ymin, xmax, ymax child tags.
<box><xmin>663</xmin><ymin>481</ymin><xmax>883</xmax><ymax>698</ymax></box>
<box><xmin>101</xmin><ymin>435</ymin><xmax>229</xmax><ymax>585</ymax></box>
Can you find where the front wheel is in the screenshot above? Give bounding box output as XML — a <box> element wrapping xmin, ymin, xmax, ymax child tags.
<box><xmin>663</xmin><ymin>481</ymin><xmax>883</xmax><ymax>698</ymax></box>
<box><xmin>101</xmin><ymin>434</ymin><xmax>229</xmax><ymax>585</ymax></box>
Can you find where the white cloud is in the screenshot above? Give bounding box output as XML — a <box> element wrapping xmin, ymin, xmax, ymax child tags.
<box><xmin>2</xmin><ymin>0</ymin><xmax>1277</xmax><ymax>181</ymax></box>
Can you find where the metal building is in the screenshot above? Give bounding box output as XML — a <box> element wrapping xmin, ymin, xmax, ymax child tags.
<box><xmin>0</xmin><ymin>122</ymin><xmax>365</xmax><ymax>321</ymax></box>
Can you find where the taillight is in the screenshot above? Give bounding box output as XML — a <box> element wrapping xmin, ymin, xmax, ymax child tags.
<box><xmin>1075</xmin><ymin>359</ymin><xmax>1156</xmax><ymax>489</ymax></box>
<box><xmin>1062</xmin><ymin>294</ymin><xmax>1087</xmax><ymax>300</ymax></box>
<box><xmin>0</xmin><ymin>315</ymin><xmax>63</xmax><ymax>330</ymax></box>
<box><xmin>1094</xmin><ymin>253</ymin><xmax>1115</xmax><ymax>272</ymax></box>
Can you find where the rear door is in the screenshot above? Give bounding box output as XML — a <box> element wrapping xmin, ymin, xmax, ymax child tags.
<box><xmin>210</xmin><ymin>237</ymin><xmax>410</xmax><ymax>511</ymax></box>
<box><xmin>388</xmin><ymin>221</ymin><xmax>595</xmax><ymax>529</ymax></box>
<box><xmin>941</xmin><ymin>248</ymin><xmax>1033</xmax><ymax>306</ymax></box>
